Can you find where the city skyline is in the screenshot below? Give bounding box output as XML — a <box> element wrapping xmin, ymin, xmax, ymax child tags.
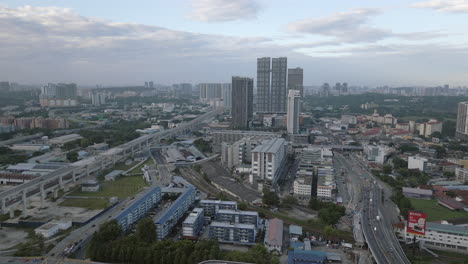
<box><xmin>0</xmin><ymin>0</ymin><xmax>468</xmax><ymax>86</ymax></box>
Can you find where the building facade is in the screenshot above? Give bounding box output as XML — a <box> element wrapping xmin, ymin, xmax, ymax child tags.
<box><xmin>251</xmin><ymin>138</ymin><xmax>287</xmax><ymax>183</ymax></box>
<box><xmin>287</xmin><ymin>68</ymin><xmax>304</xmax><ymax>97</ymax></box>
<box><xmin>198</xmin><ymin>200</ymin><xmax>237</xmax><ymax>217</ymax></box>
<box><xmin>287</xmin><ymin>89</ymin><xmax>301</xmax><ymax>134</ymax></box>
<box><xmin>215</xmin><ymin>209</ymin><xmax>259</xmax><ymax>227</ymax></box>
<box><xmin>231</xmin><ymin>77</ymin><xmax>253</xmax><ymax>128</ymax></box>
<box><xmin>209</xmin><ymin>222</ymin><xmax>256</xmax><ymax>244</ymax></box>
<box><xmin>457</xmin><ymin>102</ymin><xmax>468</xmax><ymax>140</ymax></box>
<box><xmin>182</xmin><ymin>207</ymin><xmax>205</xmax><ymax>239</ymax></box>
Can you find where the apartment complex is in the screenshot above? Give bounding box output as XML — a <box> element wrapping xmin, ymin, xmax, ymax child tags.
<box><xmin>0</xmin><ymin>116</ymin><xmax>69</xmax><ymax>130</ymax></box>
<box><xmin>182</xmin><ymin>208</ymin><xmax>205</xmax><ymax>239</ymax></box>
<box><xmin>209</xmin><ymin>222</ymin><xmax>256</xmax><ymax>244</ymax></box>
<box><xmin>287</xmin><ymin>67</ymin><xmax>304</xmax><ymax>97</ymax></box>
<box><xmin>155</xmin><ymin>187</ymin><xmax>196</xmax><ymax>240</ymax></box>
<box><xmin>419</xmin><ymin>119</ymin><xmax>442</xmax><ymax>137</ymax></box>
<box><xmin>198</xmin><ymin>200</ymin><xmax>238</xmax><ymax>217</ymax></box>
<box><xmin>39</xmin><ymin>83</ymin><xmax>78</xmax><ymax>107</ymax></box>
<box><xmin>251</xmin><ymin>138</ymin><xmax>287</xmax><ymax>183</ymax></box>
<box><xmin>215</xmin><ymin>209</ymin><xmax>259</xmax><ymax>227</ymax></box>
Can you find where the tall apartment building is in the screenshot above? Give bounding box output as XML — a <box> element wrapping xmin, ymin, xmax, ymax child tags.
<box><xmin>287</xmin><ymin>68</ymin><xmax>304</xmax><ymax>97</ymax></box>
<box><xmin>456</xmin><ymin>102</ymin><xmax>468</xmax><ymax>140</ymax></box>
<box><xmin>221</xmin><ymin>137</ymin><xmax>262</xmax><ymax>169</ymax></box>
<box><xmin>0</xmin><ymin>82</ymin><xmax>10</xmax><ymax>92</ymax></box>
<box><xmin>251</xmin><ymin>138</ymin><xmax>286</xmax><ymax>184</ymax></box>
<box><xmin>231</xmin><ymin>77</ymin><xmax>253</xmax><ymax>128</ymax></box>
<box><xmin>455</xmin><ymin>167</ymin><xmax>468</xmax><ymax>183</ymax></box>
<box><xmin>256</xmin><ymin>57</ymin><xmax>288</xmax><ymax>113</ymax></box>
<box><xmin>1</xmin><ymin>117</ymin><xmax>69</xmax><ymax>130</ymax></box>
<box><xmin>222</xmin><ymin>83</ymin><xmax>232</xmax><ymax>108</ymax></box>
<box><xmin>39</xmin><ymin>83</ymin><xmax>78</xmax><ymax>107</ymax></box>
<box><xmin>408</xmin><ymin>156</ymin><xmax>429</xmax><ymax>171</ymax></box>
<box><xmin>91</xmin><ymin>93</ymin><xmax>106</xmax><ymax>106</ymax></box>
<box><xmin>199</xmin><ymin>83</ymin><xmax>222</xmax><ymax>102</ymax></box>
<box><xmin>287</xmin><ymin>89</ymin><xmax>301</xmax><ymax>134</ymax></box>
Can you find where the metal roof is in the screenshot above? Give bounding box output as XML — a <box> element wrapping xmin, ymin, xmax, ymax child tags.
<box><xmin>155</xmin><ymin>187</ymin><xmax>195</xmax><ymax>224</ymax></box>
<box><xmin>427</xmin><ymin>222</ymin><xmax>468</xmax><ymax>236</ymax></box>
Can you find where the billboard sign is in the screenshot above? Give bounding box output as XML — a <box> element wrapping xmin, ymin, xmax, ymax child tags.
<box><xmin>407</xmin><ymin>211</ymin><xmax>427</xmax><ymax>236</ymax></box>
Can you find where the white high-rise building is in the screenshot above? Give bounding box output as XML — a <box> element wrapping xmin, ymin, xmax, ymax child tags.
<box><xmin>251</xmin><ymin>138</ymin><xmax>286</xmax><ymax>183</ymax></box>
<box><xmin>456</xmin><ymin>102</ymin><xmax>468</xmax><ymax>140</ymax></box>
<box><xmin>287</xmin><ymin>89</ymin><xmax>301</xmax><ymax>134</ymax></box>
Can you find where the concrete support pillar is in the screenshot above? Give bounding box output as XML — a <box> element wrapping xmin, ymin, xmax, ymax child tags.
<box><xmin>86</xmin><ymin>166</ymin><xmax>90</xmax><ymax>177</ymax></box>
<box><xmin>72</xmin><ymin>170</ymin><xmax>77</xmax><ymax>182</ymax></box>
<box><xmin>40</xmin><ymin>184</ymin><xmax>45</xmax><ymax>207</ymax></box>
<box><xmin>53</xmin><ymin>189</ymin><xmax>59</xmax><ymax>199</ymax></box>
<box><xmin>1</xmin><ymin>198</ymin><xmax>6</xmax><ymax>215</ymax></box>
<box><xmin>9</xmin><ymin>207</ymin><xmax>14</xmax><ymax>218</ymax></box>
<box><xmin>22</xmin><ymin>189</ymin><xmax>28</xmax><ymax>213</ymax></box>
<box><xmin>146</xmin><ymin>138</ymin><xmax>149</xmax><ymax>147</ymax></box>
<box><xmin>101</xmin><ymin>159</ymin><xmax>105</xmax><ymax>170</ymax></box>
<box><xmin>112</xmin><ymin>155</ymin><xmax>117</xmax><ymax>165</ymax></box>
<box><xmin>59</xmin><ymin>175</ymin><xmax>64</xmax><ymax>189</ymax></box>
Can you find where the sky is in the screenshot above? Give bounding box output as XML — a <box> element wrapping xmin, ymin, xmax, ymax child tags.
<box><xmin>0</xmin><ymin>0</ymin><xmax>468</xmax><ymax>87</ymax></box>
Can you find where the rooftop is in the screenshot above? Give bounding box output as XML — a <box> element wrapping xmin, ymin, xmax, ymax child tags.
<box><xmin>183</xmin><ymin>208</ymin><xmax>204</xmax><ymax>225</ymax></box>
<box><xmin>265</xmin><ymin>218</ymin><xmax>284</xmax><ymax>246</ymax></box>
<box><xmin>252</xmin><ymin>138</ymin><xmax>285</xmax><ymax>154</ymax></box>
<box><xmin>210</xmin><ymin>221</ymin><xmax>255</xmax><ymax>229</ymax></box>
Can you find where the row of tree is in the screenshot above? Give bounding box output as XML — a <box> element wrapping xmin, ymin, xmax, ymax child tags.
<box><xmin>88</xmin><ymin>220</ymin><xmax>278</xmax><ymax>264</ymax></box>
<box><xmin>308</xmin><ymin>198</ymin><xmax>346</xmax><ymax>226</ymax></box>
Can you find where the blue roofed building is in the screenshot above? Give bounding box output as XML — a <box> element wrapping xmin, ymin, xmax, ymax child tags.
<box><xmin>116</xmin><ymin>186</ymin><xmax>162</xmax><ymax>232</ymax></box>
<box><xmin>198</xmin><ymin>200</ymin><xmax>238</xmax><ymax>216</ymax></box>
<box><xmin>287</xmin><ymin>250</ymin><xmax>327</xmax><ymax>264</ymax></box>
<box><xmin>155</xmin><ymin>187</ymin><xmax>196</xmax><ymax>240</ymax></box>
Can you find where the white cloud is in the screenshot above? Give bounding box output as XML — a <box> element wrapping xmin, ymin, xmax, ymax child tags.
<box><xmin>0</xmin><ymin>5</ymin><xmax>466</xmax><ymax>86</ymax></box>
<box><xmin>287</xmin><ymin>9</ymin><xmax>391</xmax><ymax>43</ymax></box>
<box><xmin>412</xmin><ymin>0</ymin><xmax>468</xmax><ymax>13</ymax></box>
<box><xmin>190</xmin><ymin>0</ymin><xmax>260</xmax><ymax>22</ymax></box>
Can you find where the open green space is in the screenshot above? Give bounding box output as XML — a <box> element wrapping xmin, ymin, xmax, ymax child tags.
<box><xmin>70</xmin><ymin>174</ymin><xmax>147</xmax><ymax>199</ymax></box>
<box><xmin>409</xmin><ymin>198</ymin><xmax>468</xmax><ymax>221</ymax></box>
<box><xmin>113</xmin><ymin>160</ymin><xmax>140</xmax><ymax>172</ymax></box>
<box><xmin>127</xmin><ymin>158</ymin><xmax>155</xmax><ymax>174</ymax></box>
<box><xmin>59</xmin><ymin>198</ymin><xmax>109</xmax><ymax>210</ymax></box>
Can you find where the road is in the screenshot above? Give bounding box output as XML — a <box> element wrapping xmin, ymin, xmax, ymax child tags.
<box><xmin>336</xmin><ymin>152</ymin><xmax>410</xmax><ymax>264</ymax></box>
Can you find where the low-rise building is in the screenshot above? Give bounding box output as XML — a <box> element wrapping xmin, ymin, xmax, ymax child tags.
<box><xmin>402</xmin><ymin>187</ymin><xmax>433</xmax><ymax>199</ymax></box>
<box><xmin>34</xmin><ymin>220</ymin><xmax>72</xmax><ymax>238</ymax></box>
<box><xmin>182</xmin><ymin>208</ymin><xmax>205</xmax><ymax>239</ymax></box>
<box><xmin>264</xmin><ymin>218</ymin><xmax>284</xmax><ymax>254</ymax></box>
<box><xmin>198</xmin><ymin>200</ymin><xmax>237</xmax><ymax>217</ymax></box>
<box><xmin>81</xmin><ymin>180</ymin><xmax>100</xmax><ymax>192</ymax></box>
<box><xmin>209</xmin><ymin>221</ymin><xmax>256</xmax><ymax>244</ymax></box>
<box><xmin>398</xmin><ymin>221</ymin><xmax>468</xmax><ymax>254</ymax></box>
<box><xmin>408</xmin><ymin>156</ymin><xmax>429</xmax><ymax>172</ymax></box>
<box><xmin>215</xmin><ymin>209</ymin><xmax>259</xmax><ymax>227</ymax></box>
<box><xmin>50</xmin><ymin>134</ymin><xmax>83</xmax><ymax>146</ymax></box>
<box><xmin>9</xmin><ymin>144</ymin><xmax>50</xmax><ymax>152</ymax></box>
<box><xmin>456</xmin><ymin>167</ymin><xmax>468</xmax><ymax>183</ymax></box>
<box><xmin>104</xmin><ymin>170</ymin><xmax>123</xmax><ymax>181</ymax></box>
<box><xmin>293</xmin><ymin>177</ymin><xmax>312</xmax><ymax>202</ymax></box>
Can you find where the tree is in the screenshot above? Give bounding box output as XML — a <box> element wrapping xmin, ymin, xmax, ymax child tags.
<box><xmin>383</xmin><ymin>165</ymin><xmax>392</xmax><ymax>174</ymax></box>
<box><xmin>66</xmin><ymin>151</ymin><xmax>78</xmax><ymax>162</ymax></box>
<box><xmin>238</xmin><ymin>201</ymin><xmax>248</xmax><ymax>210</ymax></box>
<box><xmin>262</xmin><ymin>188</ymin><xmax>280</xmax><ymax>206</ymax></box>
<box><xmin>282</xmin><ymin>195</ymin><xmax>298</xmax><ymax>206</ymax></box>
<box><xmin>136</xmin><ymin>218</ymin><xmax>156</xmax><ymax>243</ymax></box>
<box><xmin>393</xmin><ymin>157</ymin><xmax>408</xmax><ymax>169</ymax></box>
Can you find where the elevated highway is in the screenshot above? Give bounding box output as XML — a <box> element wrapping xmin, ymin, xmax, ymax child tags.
<box><xmin>0</xmin><ymin>107</ymin><xmax>223</xmax><ymax>215</ymax></box>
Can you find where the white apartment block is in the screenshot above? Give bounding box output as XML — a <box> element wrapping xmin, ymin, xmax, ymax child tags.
<box><xmin>456</xmin><ymin>167</ymin><xmax>468</xmax><ymax>183</ymax></box>
<box><xmin>317</xmin><ymin>167</ymin><xmax>335</xmax><ymax>201</ymax></box>
<box><xmin>408</xmin><ymin>156</ymin><xmax>428</xmax><ymax>171</ymax></box>
<box><xmin>251</xmin><ymin>138</ymin><xmax>286</xmax><ymax>183</ymax></box>
<box><xmin>293</xmin><ymin>177</ymin><xmax>312</xmax><ymax>202</ymax></box>
<box><xmin>419</xmin><ymin>119</ymin><xmax>443</xmax><ymax>137</ymax></box>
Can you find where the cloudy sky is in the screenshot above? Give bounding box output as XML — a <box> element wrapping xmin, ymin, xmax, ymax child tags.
<box><xmin>0</xmin><ymin>0</ymin><xmax>467</xmax><ymax>87</ymax></box>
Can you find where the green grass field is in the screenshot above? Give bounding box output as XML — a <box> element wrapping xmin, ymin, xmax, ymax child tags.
<box><xmin>409</xmin><ymin>198</ymin><xmax>468</xmax><ymax>221</ymax></box>
<box><xmin>59</xmin><ymin>198</ymin><xmax>109</xmax><ymax>210</ymax></box>
<box><xmin>70</xmin><ymin>174</ymin><xmax>147</xmax><ymax>199</ymax></box>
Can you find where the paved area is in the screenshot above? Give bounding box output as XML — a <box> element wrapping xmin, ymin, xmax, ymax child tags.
<box><xmin>201</xmin><ymin>161</ymin><xmax>260</xmax><ymax>203</ymax></box>
<box><xmin>0</xmin><ymin>227</ymin><xmax>28</xmax><ymax>250</ymax></box>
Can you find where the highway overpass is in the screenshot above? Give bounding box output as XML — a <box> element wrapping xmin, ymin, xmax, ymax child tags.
<box><xmin>0</xmin><ymin>107</ymin><xmax>223</xmax><ymax>216</ymax></box>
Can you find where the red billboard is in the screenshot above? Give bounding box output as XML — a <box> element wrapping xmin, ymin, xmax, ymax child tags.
<box><xmin>407</xmin><ymin>211</ymin><xmax>427</xmax><ymax>236</ymax></box>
